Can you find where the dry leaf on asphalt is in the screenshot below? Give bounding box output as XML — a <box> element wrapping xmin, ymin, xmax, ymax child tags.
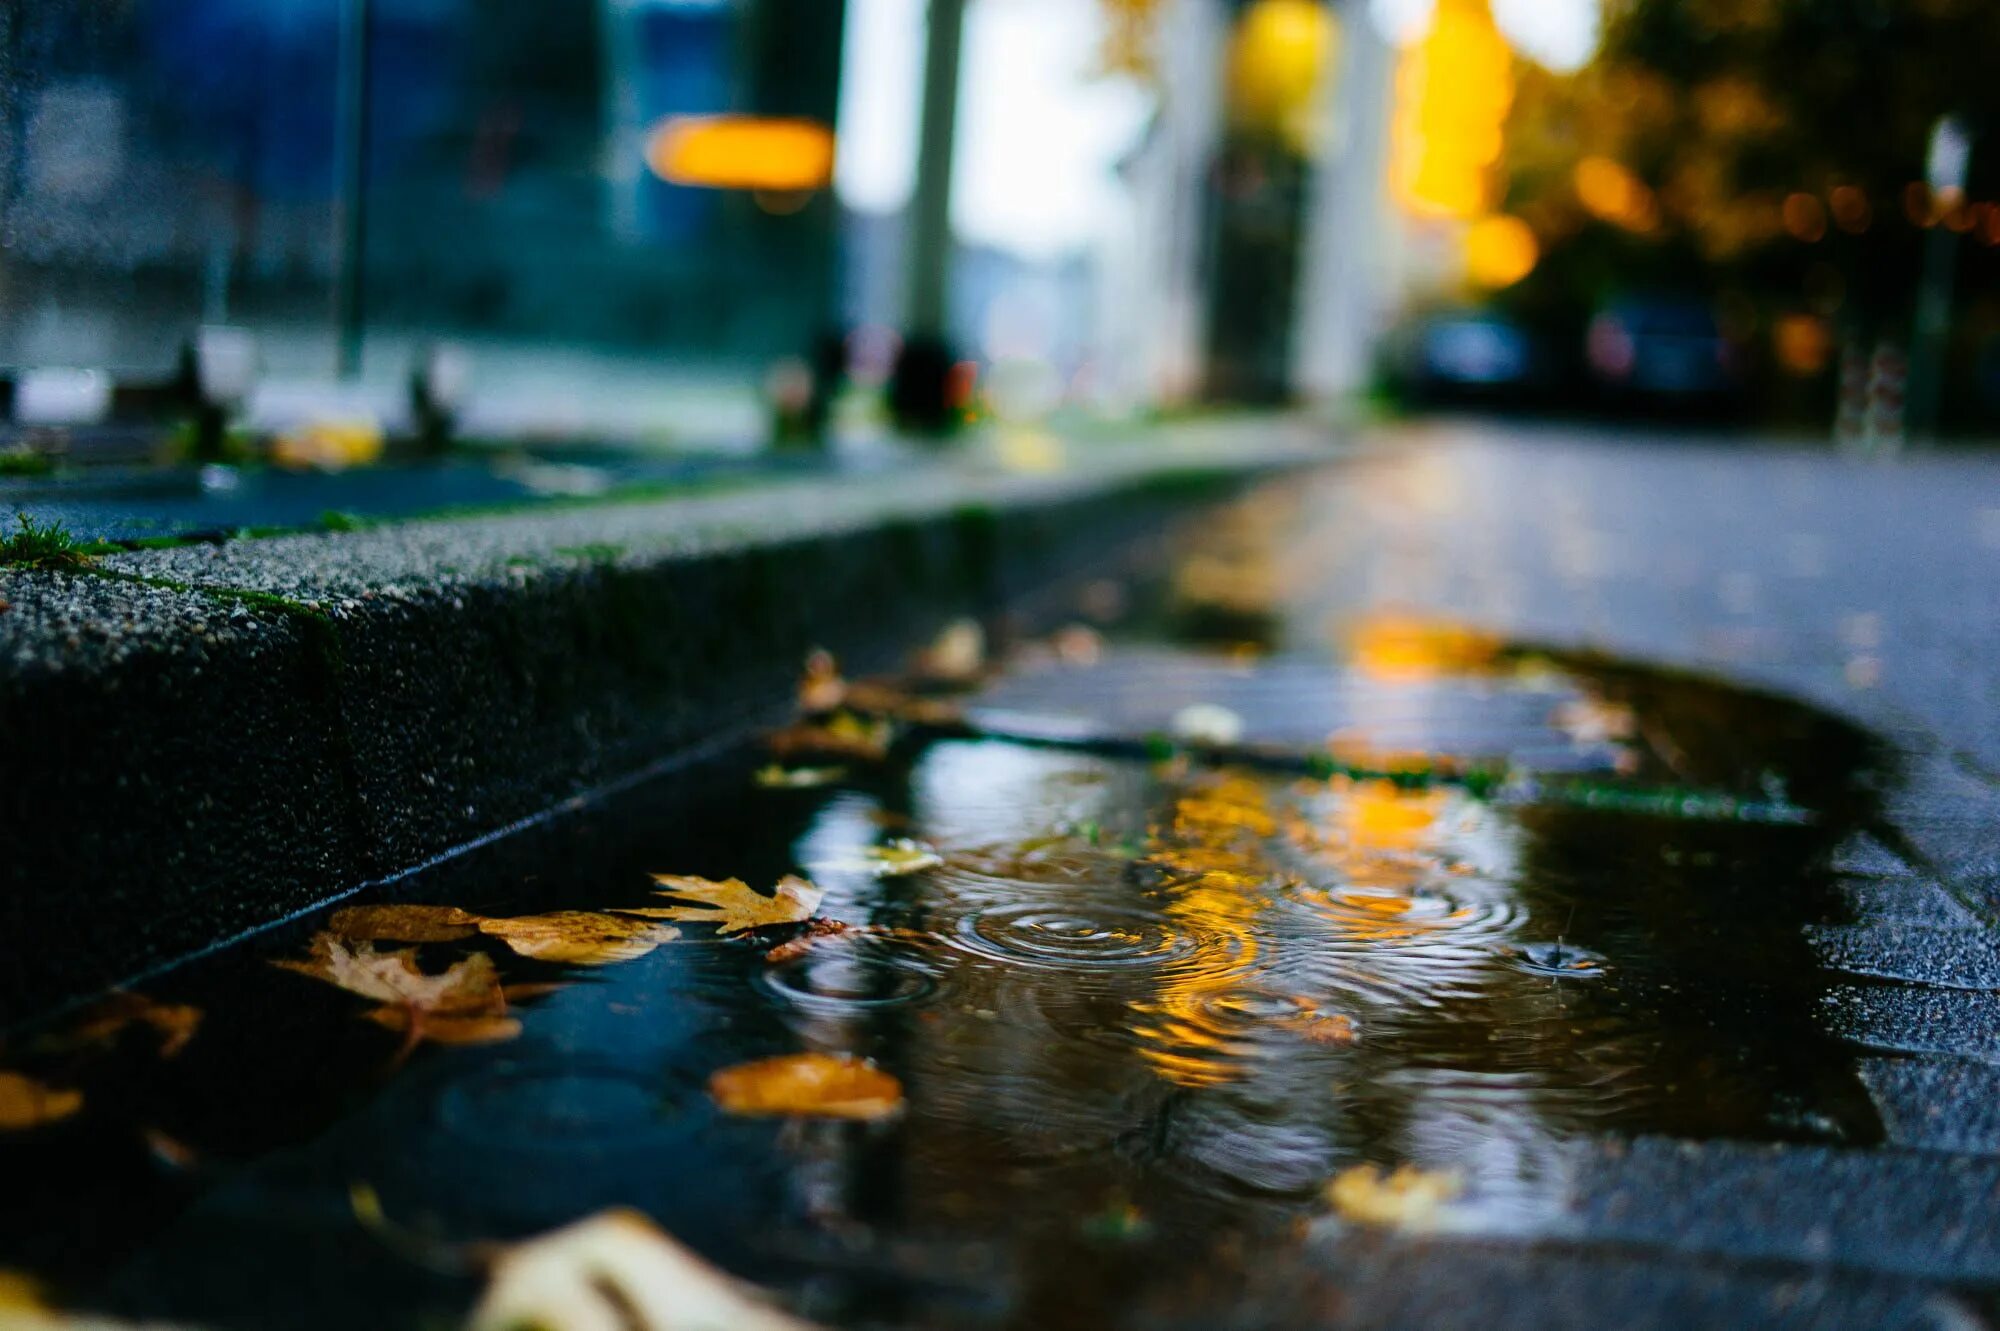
<box><xmin>0</xmin><ymin>1072</ymin><xmax>82</xmax><ymax>1131</ymax></box>
<box><xmin>327</xmin><ymin>903</ymin><xmax>482</xmax><ymax>942</ymax></box>
<box><xmin>469</xmin><ymin>1208</ymin><xmax>821</xmax><ymax>1331</ymax></box>
<box><xmin>1324</xmin><ymin>1163</ymin><xmax>1461</xmax><ymax>1231</ymax></box>
<box><xmin>274</xmin><ymin>935</ymin><xmax>520</xmax><ymax>1046</ymax></box>
<box><xmin>629</xmin><ymin>875</ymin><xmax>824</xmax><ymax>936</ymax></box>
<box><xmin>477</xmin><ymin>913</ymin><xmax>681</xmax><ymax>966</ymax></box>
<box><xmin>708</xmin><ymin>1052</ymin><xmax>903</xmax><ymax>1121</ymax></box>
<box><xmin>46</xmin><ymin>992</ymin><xmax>202</xmax><ymax>1058</ymax></box>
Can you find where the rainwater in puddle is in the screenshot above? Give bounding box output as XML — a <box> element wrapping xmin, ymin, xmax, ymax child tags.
<box><xmin>1</xmin><ymin>521</ymin><xmax>1892</xmax><ymax>1329</ymax></box>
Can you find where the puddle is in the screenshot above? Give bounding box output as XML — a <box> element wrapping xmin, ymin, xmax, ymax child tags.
<box><xmin>0</xmin><ymin>559</ymin><xmax>1893</xmax><ymax>1327</ymax></box>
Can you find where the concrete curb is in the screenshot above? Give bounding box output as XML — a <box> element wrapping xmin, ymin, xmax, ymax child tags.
<box><xmin>1</xmin><ymin>435</ymin><xmax>1323</xmax><ymax>1017</ymax></box>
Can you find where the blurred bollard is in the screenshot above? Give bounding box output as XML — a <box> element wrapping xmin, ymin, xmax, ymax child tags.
<box><xmin>1833</xmin><ymin>343</ymin><xmax>1870</xmax><ymax>451</ymax></box>
<box><xmin>888</xmin><ymin>335</ymin><xmax>961</xmax><ymax>438</ymax></box>
<box><xmin>410</xmin><ymin>344</ymin><xmax>472</xmax><ymax>456</ymax></box>
<box><xmin>1863</xmin><ymin>343</ymin><xmax>1908</xmax><ymax>457</ymax></box>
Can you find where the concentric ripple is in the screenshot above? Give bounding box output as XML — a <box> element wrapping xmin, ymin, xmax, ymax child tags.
<box><xmin>761</xmin><ymin>935</ymin><xmax>946</xmax><ymax>1011</ymax></box>
<box><xmin>950</xmin><ymin>901</ymin><xmax>1207</xmax><ymax>970</ymax></box>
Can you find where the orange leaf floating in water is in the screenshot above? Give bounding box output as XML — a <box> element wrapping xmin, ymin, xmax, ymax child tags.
<box><xmin>49</xmin><ymin>991</ymin><xmax>202</xmax><ymax>1058</ymax></box>
<box><xmin>914</xmin><ymin>617</ymin><xmax>985</xmax><ymax>683</ymax></box>
<box><xmin>477</xmin><ymin>912</ymin><xmax>680</xmax><ymax>966</ymax></box>
<box><xmin>708</xmin><ymin>1052</ymin><xmax>903</xmax><ymax>1120</ymax></box>
<box><xmin>0</xmin><ymin>1072</ymin><xmax>81</xmax><ymax>1131</ymax></box>
<box><xmin>629</xmin><ymin>875</ymin><xmax>823</xmax><ymax>936</ymax></box>
<box><xmin>754</xmin><ymin>763</ymin><xmax>848</xmax><ymax>789</ymax></box>
<box><xmin>767</xmin><ymin>712</ymin><xmax>893</xmax><ymax>762</ymax></box>
<box><xmin>274</xmin><ymin>935</ymin><xmax>520</xmax><ymax>1047</ymax></box>
<box><xmin>1296</xmin><ymin>1011</ymin><xmax>1358</xmax><ymax>1045</ymax></box>
<box><xmin>470</xmin><ymin>1208</ymin><xmax>822</xmax><ymax>1331</ymax></box>
<box><xmin>797</xmin><ymin>648</ymin><xmax>847</xmax><ymax>714</ymax></box>
<box><xmin>327</xmin><ymin>903</ymin><xmax>481</xmax><ymax>942</ymax></box>
<box><xmin>1324</xmin><ymin>1163</ymin><xmax>1461</xmax><ymax>1231</ymax></box>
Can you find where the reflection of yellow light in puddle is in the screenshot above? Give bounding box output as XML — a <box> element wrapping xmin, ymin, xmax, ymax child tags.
<box><xmin>1130</xmin><ymin>776</ymin><xmax>1276</xmax><ymax>1087</ymax></box>
<box><xmin>1340</xmin><ymin>781</ymin><xmax>1447</xmax><ymax>853</ymax></box>
<box><xmin>1345</xmin><ymin>614</ymin><xmax>1502</xmax><ymax>680</ymax></box>
<box><xmin>646</xmin><ymin>116</ymin><xmax>834</xmax><ymax>192</ymax></box>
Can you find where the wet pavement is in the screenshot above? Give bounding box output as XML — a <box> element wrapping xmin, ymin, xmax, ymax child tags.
<box><xmin>6</xmin><ymin>418</ymin><xmax>2000</xmax><ymax>1328</ymax></box>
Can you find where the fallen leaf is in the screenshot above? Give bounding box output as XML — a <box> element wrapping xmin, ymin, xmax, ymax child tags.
<box><xmin>0</xmin><ymin>1073</ymin><xmax>82</xmax><ymax>1131</ymax></box>
<box><xmin>763</xmin><ymin>918</ymin><xmax>858</xmax><ymax>964</ymax></box>
<box><xmin>811</xmin><ymin>839</ymin><xmax>944</xmax><ymax>878</ymax></box>
<box><xmin>915</xmin><ymin>617</ymin><xmax>984</xmax><ymax>682</ymax></box>
<box><xmin>754</xmin><ymin>764</ymin><xmax>847</xmax><ymax>789</ymax></box>
<box><xmin>0</xmin><ymin>1270</ymin><xmax>43</xmax><ymax>1310</ymax></box>
<box><xmin>274</xmin><ymin>935</ymin><xmax>520</xmax><ymax>1047</ymax></box>
<box><xmin>1171</xmin><ymin>703</ymin><xmax>1245</xmax><ymax>746</ymax></box>
<box><xmin>327</xmin><ymin>903</ymin><xmax>481</xmax><ymax>942</ymax></box>
<box><xmin>1052</xmin><ymin>623</ymin><xmax>1103</xmax><ymax>666</ymax></box>
<box><xmin>478</xmin><ymin>913</ymin><xmax>681</xmax><ymax>966</ymax></box>
<box><xmin>630</xmin><ymin>875</ymin><xmax>823</xmax><ymax>936</ymax></box>
<box><xmin>708</xmin><ymin>1052</ymin><xmax>903</xmax><ymax>1121</ymax></box>
<box><xmin>1324</xmin><ymin>1163</ymin><xmax>1461</xmax><ymax>1231</ymax></box>
<box><xmin>767</xmin><ymin>712</ymin><xmax>894</xmax><ymax>762</ymax></box>
<box><xmin>763</xmin><ymin>923</ymin><xmax>934</xmax><ymax>965</ymax></box>
<box><xmin>797</xmin><ymin>648</ymin><xmax>846</xmax><ymax>714</ymax></box>
<box><xmin>50</xmin><ymin>992</ymin><xmax>202</xmax><ymax>1058</ymax></box>
<box><xmin>470</xmin><ymin>1208</ymin><xmax>821</xmax><ymax>1331</ymax></box>
<box><xmin>1296</xmin><ymin>1012</ymin><xmax>1358</xmax><ymax>1045</ymax></box>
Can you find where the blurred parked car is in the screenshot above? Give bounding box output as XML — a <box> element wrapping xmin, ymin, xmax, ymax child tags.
<box><xmin>1584</xmin><ymin>297</ymin><xmax>1743</xmax><ymax>412</ymax></box>
<box><xmin>1387</xmin><ymin>307</ymin><xmax>1549</xmax><ymax>405</ymax></box>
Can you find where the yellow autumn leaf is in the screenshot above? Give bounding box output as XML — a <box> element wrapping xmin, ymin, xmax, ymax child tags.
<box><xmin>0</xmin><ymin>1073</ymin><xmax>82</xmax><ymax>1132</ymax></box>
<box><xmin>753</xmin><ymin>764</ymin><xmax>847</xmax><ymax>789</ymax></box>
<box><xmin>796</xmin><ymin>648</ymin><xmax>846</xmax><ymax>715</ymax></box>
<box><xmin>274</xmin><ymin>935</ymin><xmax>520</xmax><ymax>1047</ymax></box>
<box><xmin>470</xmin><ymin>1209</ymin><xmax>821</xmax><ymax>1331</ymax></box>
<box><xmin>326</xmin><ymin>903</ymin><xmax>482</xmax><ymax>942</ymax></box>
<box><xmin>708</xmin><ymin>1052</ymin><xmax>903</xmax><ymax>1121</ymax></box>
<box><xmin>915</xmin><ymin>617</ymin><xmax>984</xmax><ymax>682</ymax></box>
<box><xmin>811</xmin><ymin>840</ymin><xmax>943</xmax><ymax>878</ymax></box>
<box><xmin>766</xmin><ymin>712</ymin><xmax>893</xmax><ymax>762</ymax></box>
<box><xmin>47</xmin><ymin>992</ymin><xmax>201</xmax><ymax>1059</ymax></box>
<box><xmin>1324</xmin><ymin>1163</ymin><xmax>1461</xmax><ymax>1231</ymax></box>
<box><xmin>628</xmin><ymin>875</ymin><xmax>823</xmax><ymax>936</ymax></box>
<box><xmin>477</xmin><ymin>913</ymin><xmax>681</xmax><ymax>966</ymax></box>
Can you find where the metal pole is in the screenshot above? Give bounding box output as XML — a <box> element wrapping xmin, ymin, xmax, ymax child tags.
<box><xmin>903</xmin><ymin>0</ymin><xmax>965</xmax><ymax>341</ymax></box>
<box><xmin>332</xmin><ymin>0</ymin><xmax>372</xmax><ymax>379</ymax></box>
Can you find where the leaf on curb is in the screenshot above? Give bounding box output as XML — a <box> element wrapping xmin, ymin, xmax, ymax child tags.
<box><xmin>0</xmin><ymin>1072</ymin><xmax>82</xmax><ymax>1132</ymax></box>
<box><xmin>629</xmin><ymin>875</ymin><xmax>824</xmax><ymax>936</ymax></box>
<box><xmin>708</xmin><ymin>1052</ymin><xmax>903</xmax><ymax>1121</ymax></box>
<box><xmin>470</xmin><ymin>1208</ymin><xmax>822</xmax><ymax>1331</ymax></box>
<box><xmin>1324</xmin><ymin>1163</ymin><xmax>1460</xmax><ymax>1231</ymax></box>
<box><xmin>274</xmin><ymin>935</ymin><xmax>520</xmax><ymax>1046</ymax></box>
<box><xmin>327</xmin><ymin>903</ymin><xmax>483</xmax><ymax>943</ymax></box>
<box><xmin>477</xmin><ymin>913</ymin><xmax>681</xmax><ymax>966</ymax></box>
